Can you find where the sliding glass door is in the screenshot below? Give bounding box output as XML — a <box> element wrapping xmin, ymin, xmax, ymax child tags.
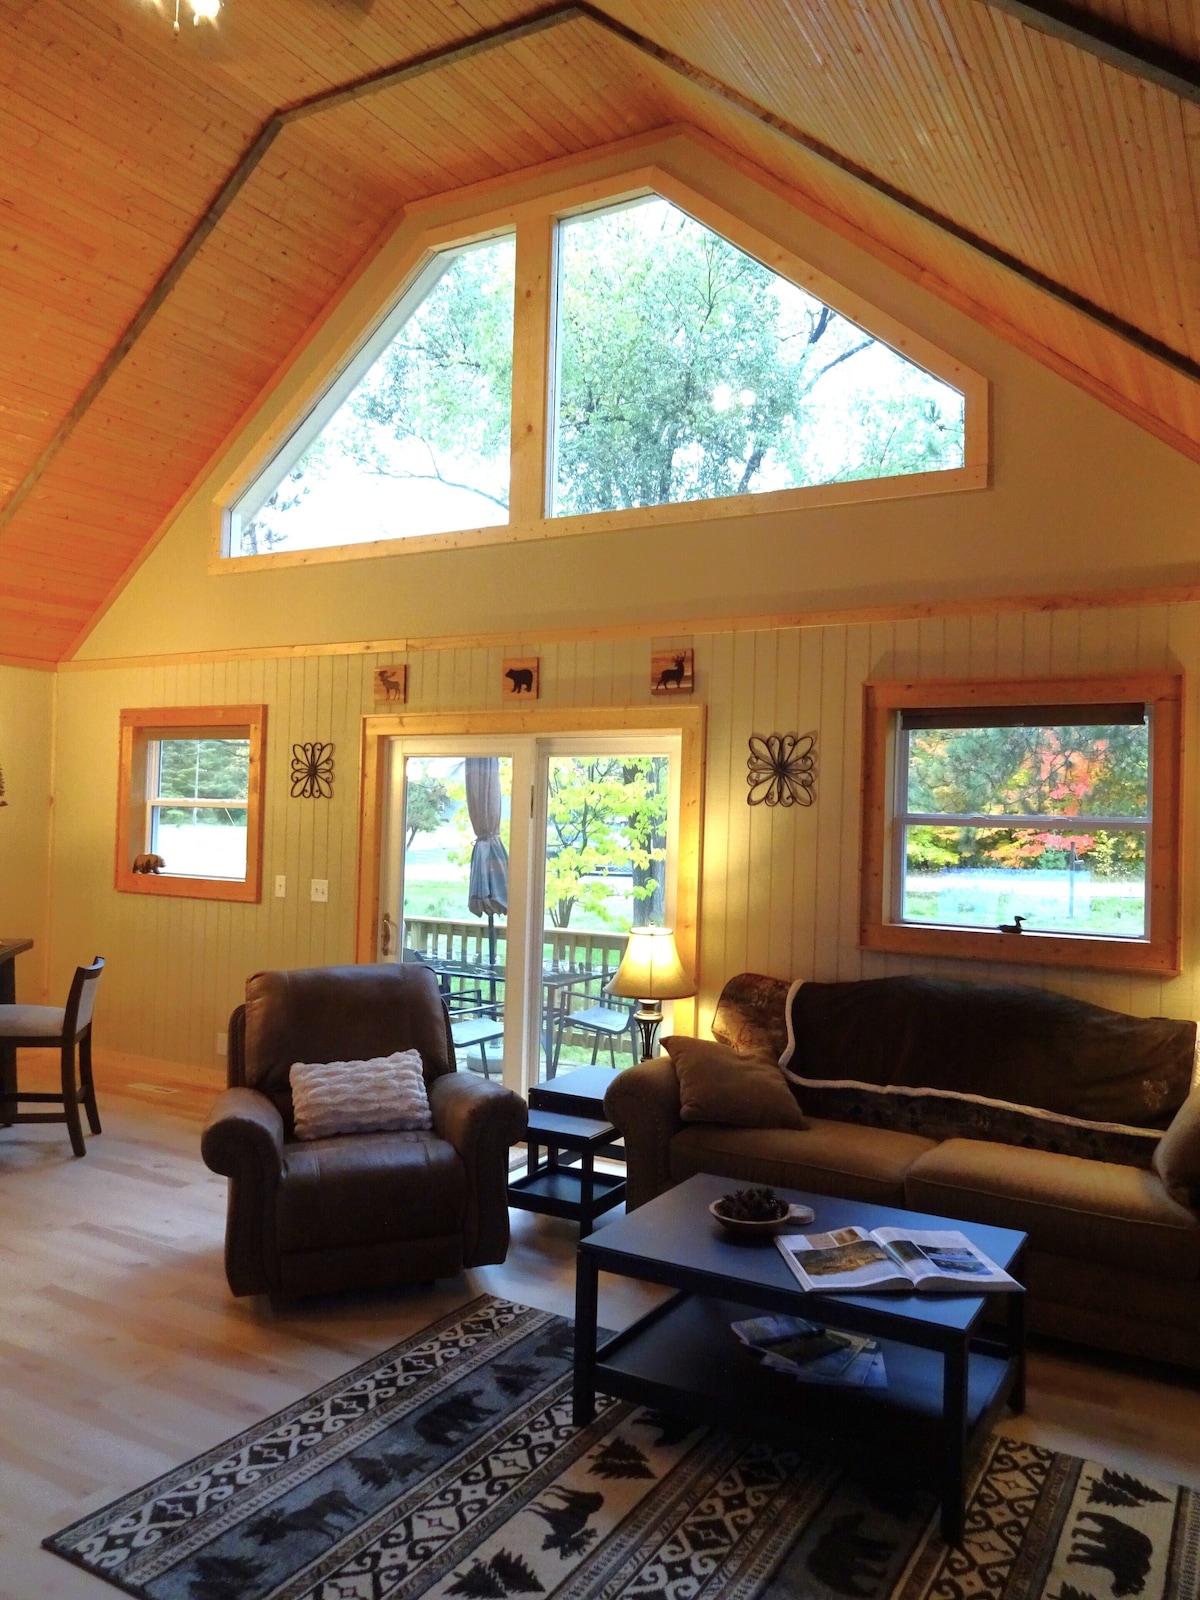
<box><xmin>532</xmin><ymin>740</ymin><xmax>678</xmax><ymax>1083</ymax></box>
<box><xmin>379</xmin><ymin>738</ymin><xmax>530</xmax><ymax>1093</ymax></box>
<box><xmin>378</xmin><ymin>730</ymin><xmax>680</xmax><ymax>1092</ymax></box>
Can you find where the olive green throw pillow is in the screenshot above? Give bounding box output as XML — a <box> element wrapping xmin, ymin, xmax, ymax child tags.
<box><xmin>664</xmin><ymin>1035</ymin><xmax>808</xmax><ymax>1129</ymax></box>
<box><xmin>1153</xmin><ymin>1091</ymin><xmax>1200</xmax><ymax>1207</ymax></box>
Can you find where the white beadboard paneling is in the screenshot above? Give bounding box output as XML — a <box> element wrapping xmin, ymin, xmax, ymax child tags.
<box><xmin>46</xmin><ymin>600</ymin><xmax>1200</xmax><ymax>1068</ymax></box>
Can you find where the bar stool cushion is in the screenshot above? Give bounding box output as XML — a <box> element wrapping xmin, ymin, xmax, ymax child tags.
<box><xmin>0</xmin><ymin>1005</ymin><xmax>66</xmax><ymax>1038</ymax></box>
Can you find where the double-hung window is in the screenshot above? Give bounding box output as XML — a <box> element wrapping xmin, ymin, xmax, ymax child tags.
<box><xmin>116</xmin><ymin>706</ymin><xmax>267</xmax><ymax>902</ymax></box>
<box><xmin>860</xmin><ymin>676</ymin><xmax>1182</xmax><ymax>974</ymax></box>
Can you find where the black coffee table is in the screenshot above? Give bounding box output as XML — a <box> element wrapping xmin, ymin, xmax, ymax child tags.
<box><xmin>573</xmin><ymin>1172</ymin><xmax>1027</xmax><ymax>1545</ymax></box>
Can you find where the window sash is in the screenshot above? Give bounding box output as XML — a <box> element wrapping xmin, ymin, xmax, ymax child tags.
<box><xmin>226</xmin><ymin>237</ymin><xmax>513</xmax><ymax>553</ymax></box>
<box><xmin>900</xmin><ymin>812</ymin><xmax>1149</xmax><ymax>830</ymax></box>
<box><xmin>892</xmin><ymin>713</ymin><xmax>1153</xmax><ymax>937</ymax></box>
<box><xmin>147</xmin><ymin>800</ymin><xmax>250</xmax><ymax>882</ymax></box>
<box><xmin>147</xmin><ymin>795</ymin><xmax>248</xmax><ymax>809</ymax></box>
<box><xmin>146</xmin><ymin>737</ymin><xmax>250</xmax><ymax>812</ymax></box>
<box><xmin>859</xmin><ymin>675</ymin><xmax>1181</xmax><ymax>975</ymax></box>
<box><xmin>229</xmin><ymin>253</ymin><xmax>455</xmax><ymax>534</ymax></box>
<box><xmin>118</xmin><ymin>706</ymin><xmax>266</xmax><ymax>904</ymax></box>
<box><xmin>898</xmin><ymin>702</ymin><xmax>1146</xmax><ymax>730</ymax></box>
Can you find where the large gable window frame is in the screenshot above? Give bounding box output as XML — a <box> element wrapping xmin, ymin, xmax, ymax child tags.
<box><xmin>213</xmin><ymin>144</ymin><xmax>991</xmax><ymax>573</ymax></box>
<box><xmin>859</xmin><ymin>674</ymin><xmax>1183</xmax><ymax>975</ymax></box>
<box><xmin>226</xmin><ymin>252</ymin><xmax>460</xmax><ymax>555</ymax></box>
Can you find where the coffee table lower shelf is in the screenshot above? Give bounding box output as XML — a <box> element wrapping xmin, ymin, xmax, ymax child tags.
<box><xmin>578</xmin><ymin>1290</ymin><xmax>1021</xmax><ymax>1544</ymax></box>
<box><xmin>600</xmin><ymin>1290</ymin><xmax>1012</xmax><ymax>1448</ymax></box>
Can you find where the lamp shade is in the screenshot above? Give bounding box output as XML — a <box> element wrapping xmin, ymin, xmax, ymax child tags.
<box><xmin>606</xmin><ymin>926</ymin><xmax>694</xmax><ymax>1000</ymax></box>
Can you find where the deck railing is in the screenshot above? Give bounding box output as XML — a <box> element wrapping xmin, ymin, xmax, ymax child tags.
<box><xmin>402</xmin><ymin>916</ymin><xmax>634</xmax><ymax>1070</ymax></box>
<box><xmin>402</xmin><ymin>916</ymin><xmax>627</xmax><ymax>975</ymax></box>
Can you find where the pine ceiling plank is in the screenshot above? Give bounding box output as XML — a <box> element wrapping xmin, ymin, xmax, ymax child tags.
<box><xmin>644</xmin><ymin>62</ymin><xmax>1200</xmax><ymax>445</ymax></box>
<box><xmin>976</xmin><ymin>0</ymin><xmax>1200</xmax><ymax>101</ymax></box>
<box><xmin>1134</xmin><ymin>77</ymin><xmax>1200</xmax><ymax>360</ymax></box>
<box><xmin>961</xmin><ymin>5</ymin><xmax>1113</xmax><ymax>295</ymax></box>
<box><xmin>2</xmin><ymin>0</ymin><xmax>1199</xmax><ymax>662</ymax></box>
<box><xmin>0</xmin><ymin>534</ymin><xmax>139</xmax><ymax>577</ymax></box>
<box><xmin>1082</xmin><ymin>0</ymin><xmax>1200</xmax><ymax>58</ymax></box>
<box><xmin>0</xmin><ymin>583</ymin><xmax>95</xmax><ymax>622</ymax></box>
<box><xmin>607</xmin><ymin>0</ymin><xmax>1199</xmax><ymax>362</ymax></box>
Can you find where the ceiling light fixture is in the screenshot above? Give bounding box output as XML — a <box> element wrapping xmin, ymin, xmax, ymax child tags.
<box><xmin>173</xmin><ymin>0</ymin><xmax>219</xmax><ymax>33</ymax></box>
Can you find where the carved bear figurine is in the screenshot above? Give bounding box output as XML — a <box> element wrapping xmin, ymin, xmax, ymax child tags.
<box><xmin>132</xmin><ymin>853</ymin><xmax>166</xmax><ymax>874</ymax></box>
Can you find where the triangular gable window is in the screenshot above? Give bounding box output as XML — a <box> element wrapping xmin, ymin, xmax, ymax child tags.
<box><xmin>223</xmin><ymin>167</ymin><xmax>982</xmax><ymax>563</ymax></box>
<box><xmin>229</xmin><ymin>235</ymin><xmax>515</xmax><ymax>556</ymax></box>
<box><xmin>552</xmin><ymin>196</ymin><xmax>964</xmax><ymax>516</ymax></box>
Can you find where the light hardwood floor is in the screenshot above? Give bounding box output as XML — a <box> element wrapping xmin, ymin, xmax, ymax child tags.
<box><xmin>2</xmin><ymin>1058</ymin><xmax>1199</xmax><ymax>1599</ymax></box>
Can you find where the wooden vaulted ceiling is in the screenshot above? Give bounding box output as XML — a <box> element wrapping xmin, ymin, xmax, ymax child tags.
<box><xmin>1</xmin><ymin>0</ymin><xmax>1198</xmax><ymax>665</ymax></box>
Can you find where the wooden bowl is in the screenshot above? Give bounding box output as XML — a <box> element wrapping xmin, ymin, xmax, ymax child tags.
<box><xmin>709</xmin><ymin>1198</ymin><xmax>815</xmax><ymax>1238</ymax></box>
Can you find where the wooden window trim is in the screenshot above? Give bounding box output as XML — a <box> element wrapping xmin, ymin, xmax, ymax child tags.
<box><xmin>354</xmin><ymin>704</ymin><xmax>705</xmax><ymax>1037</ymax></box>
<box><xmin>860</xmin><ymin>674</ymin><xmax>1183</xmax><ymax>976</ymax></box>
<box><xmin>115</xmin><ymin>705</ymin><xmax>267</xmax><ymax>903</ymax></box>
<box><xmin>210</xmin><ymin>140</ymin><xmax>989</xmax><ymax>575</ymax></box>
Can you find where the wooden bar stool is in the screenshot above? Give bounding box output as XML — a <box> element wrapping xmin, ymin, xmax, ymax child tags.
<box><xmin>0</xmin><ymin>957</ymin><xmax>104</xmax><ymax>1157</ymax></box>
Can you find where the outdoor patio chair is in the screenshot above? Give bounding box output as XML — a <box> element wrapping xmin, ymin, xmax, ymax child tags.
<box><xmin>451</xmin><ymin>1015</ymin><xmax>505</xmax><ymax>1080</ymax></box>
<box><xmin>554</xmin><ymin>1000</ymin><xmax>638</xmax><ymax>1073</ymax></box>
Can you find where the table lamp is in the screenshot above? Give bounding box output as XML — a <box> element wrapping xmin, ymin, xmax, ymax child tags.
<box><xmin>606</xmin><ymin>926</ymin><xmax>695</xmax><ymax>1060</ymax></box>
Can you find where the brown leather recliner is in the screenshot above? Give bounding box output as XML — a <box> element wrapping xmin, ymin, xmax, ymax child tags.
<box><xmin>201</xmin><ymin>963</ymin><xmax>527</xmax><ymax>1298</ymax></box>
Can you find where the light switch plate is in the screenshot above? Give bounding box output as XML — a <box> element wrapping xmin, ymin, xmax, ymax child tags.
<box><xmin>216</xmin><ymin>1032</ymin><xmax>228</xmax><ymax>1057</ymax></box>
<box><xmin>274</xmin><ymin>874</ymin><xmax>287</xmax><ymax>898</ymax></box>
<box><xmin>310</xmin><ymin>878</ymin><xmax>329</xmax><ymax>902</ymax></box>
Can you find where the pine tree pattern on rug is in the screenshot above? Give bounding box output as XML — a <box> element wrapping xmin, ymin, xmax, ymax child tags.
<box><xmin>44</xmin><ymin>1296</ymin><xmax>1200</xmax><ymax>1600</ymax></box>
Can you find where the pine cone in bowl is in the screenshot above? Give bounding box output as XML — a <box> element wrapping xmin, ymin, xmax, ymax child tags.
<box><xmin>715</xmin><ymin>1186</ymin><xmax>789</xmax><ymax>1223</ymax></box>
<box><xmin>709</xmin><ymin>1186</ymin><xmax>813</xmax><ymax>1238</ymax></box>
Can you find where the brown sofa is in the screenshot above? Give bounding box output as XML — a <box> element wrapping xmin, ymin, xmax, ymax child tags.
<box><xmin>606</xmin><ymin>973</ymin><xmax>1200</xmax><ymax>1369</ymax></box>
<box><xmin>202</xmin><ymin>963</ymin><xmax>526</xmax><ymax>1298</ymax></box>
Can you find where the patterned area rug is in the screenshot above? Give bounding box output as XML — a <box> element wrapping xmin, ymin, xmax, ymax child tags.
<box><xmin>46</xmin><ymin>1295</ymin><xmax>1198</xmax><ymax>1600</ymax></box>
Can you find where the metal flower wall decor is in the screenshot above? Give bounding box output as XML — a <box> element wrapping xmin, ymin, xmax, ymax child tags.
<box><xmin>747</xmin><ymin>732</ymin><xmax>817</xmax><ymax>807</ymax></box>
<box><xmin>291</xmin><ymin>742</ymin><xmax>335</xmax><ymax>799</ymax></box>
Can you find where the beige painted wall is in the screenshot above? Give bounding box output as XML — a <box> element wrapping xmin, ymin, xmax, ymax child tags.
<box><xmin>42</xmin><ymin>135</ymin><xmax>1200</xmax><ymax>1068</ymax></box>
<box><xmin>76</xmin><ymin>135</ymin><xmax>1200</xmax><ymax>664</ymax></box>
<box><xmin>49</xmin><ymin>600</ymin><xmax>1199</xmax><ymax>1069</ymax></box>
<box><xmin>0</xmin><ymin>665</ymin><xmax>54</xmax><ymax>1002</ymax></box>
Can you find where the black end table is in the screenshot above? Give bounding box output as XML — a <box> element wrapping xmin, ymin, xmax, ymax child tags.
<box><xmin>527</xmin><ymin>1063</ymin><xmax>621</xmax><ymax>1119</ymax></box>
<box><xmin>572</xmin><ymin>1172</ymin><xmax>1027</xmax><ymax>1545</ymax></box>
<box><xmin>508</xmin><ymin>1107</ymin><xmax>626</xmax><ymax>1236</ymax></box>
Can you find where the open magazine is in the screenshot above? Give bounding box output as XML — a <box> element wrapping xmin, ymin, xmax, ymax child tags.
<box><xmin>776</xmin><ymin>1225</ymin><xmax>1020</xmax><ymax>1294</ymax></box>
<box><xmin>731</xmin><ymin>1315</ymin><xmax>886</xmax><ymax>1389</ymax></box>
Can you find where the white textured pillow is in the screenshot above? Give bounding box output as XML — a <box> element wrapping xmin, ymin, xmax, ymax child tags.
<box><xmin>289</xmin><ymin>1050</ymin><xmax>432</xmax><ymax>1141</ymax></box>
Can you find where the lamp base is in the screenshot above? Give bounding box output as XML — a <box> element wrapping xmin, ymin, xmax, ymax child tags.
<box><xmin>633</xmin><ymin>1001</ymin><xmax>664</xmax><ymax>1061</ymax></box>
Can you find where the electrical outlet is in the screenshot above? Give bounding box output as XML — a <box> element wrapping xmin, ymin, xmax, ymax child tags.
<box><xmin>216</xmin><ymin>1032</ymin><xmax>228</xmax><ymax>1057</ymax></box>
<box><xmin>310</xmin><ymin>878</ymin><xmax>329</xmax><ymax>903</ymax></box>
<box><xmin>274</xmin><ymin>874</ymin><xmax>287</xmax><ymax>898</ymax></box>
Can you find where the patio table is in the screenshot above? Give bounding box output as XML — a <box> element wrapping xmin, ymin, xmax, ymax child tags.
<box><xmin>404</xmin><ymin>952</ymin><xmax>605</xmax><ymax>1078</ymax></box>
